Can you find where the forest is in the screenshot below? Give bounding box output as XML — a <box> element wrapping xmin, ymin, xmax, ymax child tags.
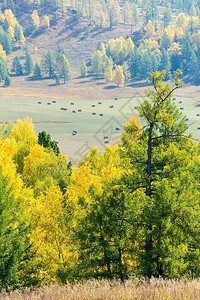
<box><xmin>1</xmin><ymin>0</ymin><xmax>200</xmax><ymax>86</ymax></box>
<box><xmin>1</xmin><ymin>71</ymin><xmax>200</xmax><ymax>291</ymax></box>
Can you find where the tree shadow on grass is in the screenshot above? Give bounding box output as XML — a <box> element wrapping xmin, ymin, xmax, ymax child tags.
<box><xmin>128</xmin><ymin>80</ymin><xmax>150</xmax><ymax>88</ymax></box>
<box><xmin>104</xmin><ymin>85</ymin><xmax>118</xmax><ymax>90</ymax></box>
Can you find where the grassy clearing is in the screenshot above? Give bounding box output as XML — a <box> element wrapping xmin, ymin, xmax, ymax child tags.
<box><xmin>0</xmin><ymin>96</ymin><xmax>199</xmax><ymax>164</ymax></box>
<box><xmin>1</xmin><ymin>278</ymin><xmax>200</xmax><ymax>299</ymax></box>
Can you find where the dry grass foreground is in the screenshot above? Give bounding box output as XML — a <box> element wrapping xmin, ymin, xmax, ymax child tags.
<box><xmin>1</xmin><ymin>278</ymin><xmax>200</xmax><ymax>300</ymax></box>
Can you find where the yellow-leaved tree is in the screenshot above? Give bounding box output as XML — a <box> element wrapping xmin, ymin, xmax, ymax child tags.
<box><xmin>10</xmin><ymin>118</ymin><xmax>37</xmax><ymax>173</ymax></box>
<box><xmin>0</xmin><ymin>44</ymin><xmax>6</xmax><ymax>60</ymax></box>
<box><xmin>31</xmin><ymin>10</ymin><xmax>40</xmax><ymax>29</ymax></box>
<box><xmin>113</xmin><ymin>65</ymin><xmax>125</xmax><ymax>86</ymax></box>
<box><xmin>105</xmin><ymin>66</ymin><xmax>113</xmax><ymax>82</ymax></box>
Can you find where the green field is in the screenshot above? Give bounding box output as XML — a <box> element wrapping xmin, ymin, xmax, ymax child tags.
<box><xmin>0</xmin><ymin>96</ymin><xmax>199</xmax><ymax>164</ymax></box>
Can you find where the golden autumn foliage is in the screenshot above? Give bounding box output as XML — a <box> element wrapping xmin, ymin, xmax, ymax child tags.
<box><xmin>4</xmin><ymin>9</ymin><xmax>17</xmax><ymax>27</ymax></box>
<box><xmin>113</xmin><ymin>65</ymin><xmax>125</xmax><ymax>86</ymax></box>
<box><xmin>0</xmin><ymin>44</ymin><xmax>6</xmax><ymax>60</ymax></box>
<box><xmin>105</xmin><ymin>66</ymin><xmax>113</xmax><ymax>81</ymax></box>
<box><xmin>41</xmin><ymin>15</ymin><xmax>50</xmax><ymax>28</ymax></box>
<box><xmin>31</xmin><ymin>10</ymin><xmax>40</xmax><ymax>29</ymax></box>
<box><xmin>145</xmin><ymin>20</ymin><xmax>155</xmax><ymax>38</ymax></box>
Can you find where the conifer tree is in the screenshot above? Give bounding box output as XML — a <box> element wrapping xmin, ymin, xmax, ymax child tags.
<box><xmin>81</xmin><ymin>61</ymin><xmax>87</xmax><ymax>77</ymax></box>
<box><xmin>33</xmin><ymin>62</ymin><xmax>41</xmax><ymax>78</ymax></box>
<box><xmin>11</xmin><ymin>56</ymin><xmax>23</xmax><ymax>75</ymax></box>
<box><xmin>24</xmin><ymin>48</ymin><xmax>34</xmax><ymax>75</ymax></box>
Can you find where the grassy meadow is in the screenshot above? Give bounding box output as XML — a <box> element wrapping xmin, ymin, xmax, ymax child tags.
<box><xmin>1</xmin><ymin>278</ymin><xmax>200</xmax><ymax>299</ymax></box>
<box><xmin>0</xmin><ymin>96</ymin><xmax>199</xmax><ymax>164</ymax></box>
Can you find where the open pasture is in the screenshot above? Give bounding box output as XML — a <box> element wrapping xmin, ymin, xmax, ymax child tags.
<box><xmin>0</xmin><ymin>96</ymin><xmax>199</xmax><ymax>164</ymax></box>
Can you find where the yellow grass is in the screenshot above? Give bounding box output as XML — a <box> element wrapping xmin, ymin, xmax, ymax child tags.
<box><xmin>1</xmin><ymin>278</ymin><xmax>200</xmax><ymax>300</ymax></box>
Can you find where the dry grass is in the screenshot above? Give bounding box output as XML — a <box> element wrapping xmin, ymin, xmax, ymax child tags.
<box><xmin>1</xmin><ymin>278</ymin><xmax>200</xmax><ymax>300</ymax></box>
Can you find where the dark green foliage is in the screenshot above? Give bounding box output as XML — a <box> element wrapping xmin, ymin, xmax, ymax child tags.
<box><xmin>38</xmin><ymin>131</ymin><xmax>60</xmax><ymax>155</ymax></box>
<box><xmin>4</xmin><ymin>75</ymin><xmax>11</xmax><ymax>86</ymax></box>
<box><xmin>163</xmin><ymin>3</ymin><xmax>172</xmax><ymax>27</ymax></box>
<box><xmin>0</xmin><ymin>57</ymin><xmax>8</xmax><ymax>82</ymax></box>
<box><xmin>11</xmin><ymin>56</ymin><xmax>23</xmax><ymax>76</ymax></box>
<box><xmin>0</xmin><ymin>26</ymin><xmax>12</xmax><ymax>54</ymax></box>
<box><xmin>33</xmin><ymin>62</ymin><xmax>41</xmax><ymax>78</ymax></box>
<box><xmin>24</xmin><ymin>48</ymin><xmax>34</xmax><ymax>75</ymax></box>
<box><xmin>42</xmin><ymin>50</ymin><xmax>55</xmax><ymax>78</ymax></box>
<box><xmin>14</xmin><ymin>24</ymin><xmax>23</xmax><ymax>42</ymax></box>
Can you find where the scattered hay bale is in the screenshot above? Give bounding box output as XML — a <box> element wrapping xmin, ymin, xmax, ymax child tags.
<box><xmin>100</xmin><ymin>114</ymin><xmax>103</xmax><ymax>116</ymax></box>
<box><xmin>98</xmin><ymin>102</ymin><xmax>102</xmax><ymax>104</ymax></box>
<box><xmin>38</xmin><ymin>101</ymin><xmax>42</xmax><ymax>104</ymax></box>
<box><xmin>109</xmin><ymin>105</ymin><xmax>114</xmax><ymax>108</ymax></box>
<box><xmin>92</xmin><ymin>112</ymin><xmax>96</xmax><ymax>115</ymax></box>
<box><xmin>52</xmin><ymin>101</ymin><xmax>56</xmax><ymax>103</ymax></box>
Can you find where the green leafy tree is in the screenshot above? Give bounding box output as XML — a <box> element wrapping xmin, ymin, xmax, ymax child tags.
<box><xmin>0</xmin><ymin>170</ymin><xmax>29</xmax><ymax>290</ymax></box>
<box><xmin>121</xmin><ymin>70</ymin><xmax>200</xmax><ymax>278</ymax></box>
